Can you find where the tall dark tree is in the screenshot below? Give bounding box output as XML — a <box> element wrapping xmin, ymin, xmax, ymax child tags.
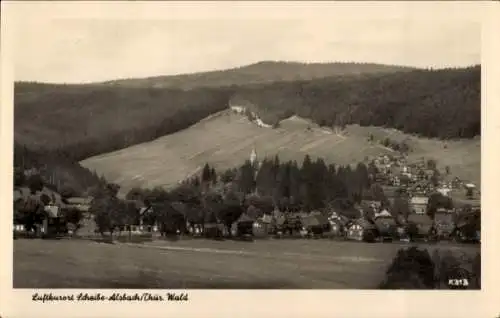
<box><xmin>367</xmin><ymin>183</ymin><xmax>390</xmax><ymax>207</ymax></box>
<box><xmin>300</xmin><ymin>155</ymin><xmax>314</xmax><ymax>211</ymax></box>
<box><xmin>392</xmin><ymin>196</ymin><xmax>411</xmax><ymax>220</ymax></box>
<box><xmin>288</xmin><ymin>161</ymin><xmax>302</xmax><ymax>209</ymax></box>
<box><xmin>334</xmin><ymin>166</ymin><xmax>349</xmax><ymax>199</ymax></box>
<box><xmin>218</xmin><ymin>190</ymin><xmax>244</xmax><ymax>235</ymax></box>
<box><xmin>274</xmin><ymin>162</ymin><xmax>291</xmax><ymax>203</ymax></box>
<box><xmin>237</xmin><ymin>160</ymin><xmax>256</xmax><ymax>194</ymax></box>
<box><xmin>202</xmin><ymin>163</ymin><xmax>211</xmax><ymax>183</ymax></box>
<box><xmin>356</xmin><ymin>162</ymin><xmax>371</xmax><ymax>189</ymax></box>
<box><xmin>255</xmin><ymin>159</ymin><xmax>275</xmax><ymax>196</ymax></box>
<box><xmin>14</xmin><ymin>168</ymin><xmax>25</xmax><ymax>187</ymax></box>
<box><xmin>431</xmin><ymin>170</ymin><xmax>441</xmax><ymax>187</ymax></box>
<box><xmin>220</xmin><ymin>168</ymin><xmax>237</xmax><ymax>183</ymax></box>
<box><xmin>210</xmin><ymin>167</ymin><xmax>217</xmax><ymax>184</ymax></box>
<box><xmin>27</xmin><ymin>174</ymin><xmax>44</xmax><ymax>194</ymax></box>
<box><xmin>310</xmin><ymin>158</ymin><xmax>329</xmax><ymax>210</ymax></box>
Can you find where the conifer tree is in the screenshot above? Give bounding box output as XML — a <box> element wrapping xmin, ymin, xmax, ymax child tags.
<box><xmin>237</xmin><ymin>160</ymin><xmax>256</xmax><ymax>194</ymax></box>
<box><xmin>202</xmin><ymin>163</ymin><xmax>211</xmax><ymax>183</ymax></box>
<box><xmin>256</xmin><ymin>159</ymin><xmax>275</xmax><ymax>196</ymax></box>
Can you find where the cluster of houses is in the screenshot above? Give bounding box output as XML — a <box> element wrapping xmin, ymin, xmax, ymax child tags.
<box><xmin>14</xmin><ymin>147</ymin><xmax>480</xmax><ymax>243</ymax></box>
<box><xmin>368</xmin><ymin>154</ymin><xmax>479</xmax><ymax>210</ymax></box>
<box><xmin>13</xmin><ymin>185</ymin><xmax>94</xmax><ymax>236</ymax></box>
<box><xmin>13</xmin><ymin>182</ymin><xmax>480</xmax><ymax>243</ymax></box>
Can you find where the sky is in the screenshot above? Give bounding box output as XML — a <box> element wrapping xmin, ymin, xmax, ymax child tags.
<box><xmin>9</xmin><ymin>1</ymin><xmax>484</xmax><ymax>84</ymax></box>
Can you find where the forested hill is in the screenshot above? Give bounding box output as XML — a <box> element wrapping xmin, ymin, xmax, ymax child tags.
<box><xmin>14</xmin><ymin>84</ymin><xmax>233</xmax><ymax>161</ymax></box>
<box><xmin>13</xmin><ymin>142</ymin><xmax>103</xmax><ymax>195</ymax></box>
<box><xmin>100</xmin><ymin>61</ymin><xmax>415</xmax><ymax>89</ymax></box>
<box><xmin>14</xmin><ymin>64</ymin><xmax>480</xmax><ymax>163</ymax></box>
<box><xmin>232</xmin><ymin>65</ymin><xmax>481</xmax><ymax>139</ymax></box>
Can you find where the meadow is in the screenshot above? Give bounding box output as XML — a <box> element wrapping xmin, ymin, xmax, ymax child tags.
<box><xmin>80</xmin><ymin>111</ymin><xmax>480</xmax><ymax>196</ymax></box>
<box><xmin>14</xmin><ymin>238</ymin><xmax>480</xmax><ymax>289</ymax></box>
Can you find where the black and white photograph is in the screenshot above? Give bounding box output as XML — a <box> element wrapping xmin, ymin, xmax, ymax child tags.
<box><xmin>4</xmin><ymin>0</ymin><xmax>487</xmax><ymax>295</ymax></box>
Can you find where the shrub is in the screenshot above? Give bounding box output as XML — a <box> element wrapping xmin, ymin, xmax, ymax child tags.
<box><xmin>380</xmin><ymin>247</ymin><xmax>481</xmax><ymax>289</ymax></box>
<box><xmin>380</xmin><ymin>247</ymin><xmax>436</xmax><ymax>289</ymax></box>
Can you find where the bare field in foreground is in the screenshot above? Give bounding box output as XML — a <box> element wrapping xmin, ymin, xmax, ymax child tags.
<box><xmin>14</xmin><ymin>239</ymin><xmax>479</xmax><ymax>289</ymax></box>
<box><xmin>80</xmin><ymin>111</ymin><xmax>480</xmax><ymax>195</ymax></box>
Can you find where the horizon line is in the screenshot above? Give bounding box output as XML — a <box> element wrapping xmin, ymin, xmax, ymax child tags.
<box><xmin>14</xmin><ymin>60</ymin><xmax>481</xmax><ymax>86</ymax></box>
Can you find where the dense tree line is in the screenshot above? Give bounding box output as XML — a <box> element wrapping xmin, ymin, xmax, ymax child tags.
<box><xmin>14</xmin><ymin>142</ymin><xmax>104</xmax><ymax>195</ymax></box>
<box><xmin>15</xmin><ymin>83</ymin><xmax>233</xmax><ymax>161</ymax></box>
<box><xmin>233</xmin><ymin>66</ymin><xmax>480</xmax><ymax>139</ymax></box>
<box><xmin>126</xmin><ymin>154</ymin><xmax>383</xmax><ymax>222</ymax></box>
<box><xmin>235</xmin><ymin>155</ymin><xmax>377</xmax><ymax>212</ymax></box>
<box><xmin>103</xmin><ymin>61</ymin><xmax>413</xmax><ymax>89</ymax></box>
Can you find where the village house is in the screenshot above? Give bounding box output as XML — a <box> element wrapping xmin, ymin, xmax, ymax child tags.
<box><xmin>346</xmin><ymin>218</ymin><xmax>378</xmax><ymax>242</ymax></box>
<box><xmin>464</xmin><ymin>183</ymin><xmax>477</xmax><ymax>199</ymax></box>
<box><xmin>253</xmin><ymin>214</ymin><xmax>273</xmax><ymax>237</ymax></box>
<box><xmin>410</xmin><ymin>196</ymin><xmax>429</xmax><ymax>214</ymax></box>
<box><xmin>436</xmin><ymin>184</ymin><xmax>452</xmax><ymax>197</ymax></box>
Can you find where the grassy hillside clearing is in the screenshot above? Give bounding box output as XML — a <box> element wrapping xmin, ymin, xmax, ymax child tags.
<box><xmin>80</xmin><ymin>111</ymin><xmax>480</xmax><ymax>196</ymax></box>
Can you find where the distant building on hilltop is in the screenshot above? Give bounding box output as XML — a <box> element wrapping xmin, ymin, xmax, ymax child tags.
<box><xmin>230</xmin><ymin>105</ymin><xmax>246</xmax><ymax>114</ymax></box>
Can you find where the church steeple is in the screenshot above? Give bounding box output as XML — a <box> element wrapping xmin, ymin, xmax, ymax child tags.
<box><xmin>250</xmin><ymin>147</ymin><xmax>257</xmax><ymax>165</ymax></box>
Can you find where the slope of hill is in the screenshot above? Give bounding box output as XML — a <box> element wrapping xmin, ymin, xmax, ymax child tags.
<box><xmin>14</xmin><ymin>143</ymin><xmax>102</xmax><ymax>195</ymax></box>
<box><xmin>231</xmin><ymin>65</ymin><xmax>481</xmax><ymax>139</ymax></box>
<box><xmin>14</xmin><ymin>83</ymin><xmax>232</xmax><ymax>161</ymax></box>
<box><xmin>101</xmin><ymin>61</ymin><xmax>415</xmax><ymax>89</ymax></box>
<box><xmin>14</xmin><ymin>64</ymin><xmax>479</xmax><ymax>164</ymax></box>
<box><xmin>80</xmin><ymin>110</ymin><xmax>480</xmax><ymax>196</ymax></box>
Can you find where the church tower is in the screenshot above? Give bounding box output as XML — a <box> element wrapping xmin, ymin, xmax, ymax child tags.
<box><xmin>250</xmin><ymin>147</ymin><xmax>257</xmax><ymax>166</ymax></box>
